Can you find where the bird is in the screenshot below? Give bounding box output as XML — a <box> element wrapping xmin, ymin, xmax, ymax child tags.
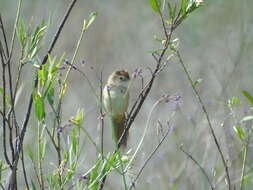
<box><xmin>103</xmin><ymin>70</ymin><xmax>130</xmax><ymax>149</ymax></box>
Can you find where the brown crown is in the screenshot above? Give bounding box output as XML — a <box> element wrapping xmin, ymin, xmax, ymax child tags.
<box><xmin>115</xmin><ymin>70</ymin><xmax>130</xmax><ymax>79</ymax></box>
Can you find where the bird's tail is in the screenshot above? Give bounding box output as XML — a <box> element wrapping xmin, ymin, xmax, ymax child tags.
<box><xmin>111</xmin><ymin>115</ymin><xmax>128</xmax><ymax>150</ymax></box>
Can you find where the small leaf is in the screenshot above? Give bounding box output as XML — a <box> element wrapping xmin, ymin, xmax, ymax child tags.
<box><xmin>149</xmin><ymin>0</ymin><xmax>161</xmax><ymax>13</ymax></box>
<box><xmin>233</xmin><ymin>125</ymin><xmax>245</xmax><ymax>141</ymax></box>
<box><xmin>17</xmin><ymin>19</ymin><xmax>27</xmax><ymax>49</ymax></box>
<box><xmin>38</xmin><ymin>64</ymin><xmax>48</xmax><ymax>89</ymax></box>
<box><xmin>71</xmin><ymin>128</ymin><xmax>78</xmax><ymax>156</ymax></box>
<box><xmin>242</xmin><ymin>90</ymin><xmax>253</xmax><ymax>107</ymax></box>
<box><xmin>232</xmin><ymin>96</ymin><xmax>241</xmax><ymax>105</ymax></box>
<box><xmin>241</xmin><ymin>116</ymin><xmax>253</xmax><ymax>122</ymax></box>
<box><xmin>73</xmin><ymin>109</ymin><xmax>85</xmax><ymax>127</ymax></box>
<box><xmin>193</xmin><ymin>78</ymin><xmax>203</xmax><ymax>87</ymax></box>
<box><xmin>84</xmin><ymin>12</ymin><xmax>98</xmax><ymax>29</ymax></box>
<box><xmin>46</xmin><ymin>83</ymin><xmax>55</xmax><ymax>105</ymax></box>
<box><xmin>33</xmin><ymin>92</ymin><xmax>45</xmax><ymax>121</ymax></box>
<box><xmin>186</xmin><ymin>0</ymin><xmax>204</xmax><ymax>14</ymax></box>
<box><xmin>104</xmin><ymin>152</ymin><xmax>118</xmax><ymax>172</ymax></box>
<box><xmin>88</xmin><ymin>158</ymin><xmax>102</xmax><ymax>189</ymax></box>
<box><xmin>64</xmin><ymin>149</ymin><xmax>70</xmax><ymax>161</ymax></box>
<box><xmin>39</xmin><ymin>141</ymin><xmax>46</xmax><ymax>159</ymax></box>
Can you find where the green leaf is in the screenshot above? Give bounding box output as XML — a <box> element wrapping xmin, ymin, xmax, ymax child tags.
<box><xmin>33</xmin><ymin>92</ymin><xmax>45</xmax><ymax>121</ymax></box>
<box><xmin>28</xmin><ymin>20</ymin><xmax>47</xmax><ymax>58</ymax></box>
<box><xmin>48</xmin><ymin>53</ymin><xmax>65</xmax><ymax>77</ymax></box>
<box><xmin>88</xmin><ymin>158</ymin><xmax>102</xmax><ymax>189</ymax></box>
<box><xmin>104</xmin><ymin>152</ymin><xmax>118</xmax><ymax>172</ymax></box>
<box><xmin>39</xmin><ymin>141</ymin><xmax>46</xmax><ymax>159</ymax></box>
<box><xmin>71</xmin><ymin>128</ymin><xmax>78</xmax><ymax>156</ymax></box>
<box><xmin>62</xmin><ymin>168</ymin><xmax>75</xmax><ymax>186</ymax></box>
<box><xmin>186</xmin><ymin>0</ymin><xmax>204</xmax><ymax>14</ymax></box>
<box><xmin>242</xmin><ymin>90</ymin><xmax>253</xmax><ymax>107</ymax></box>
<box><xmin>17</xmin><ymin>19</ymin><xmax>27</xmax><ymax>49</ymax></box>
<box><xmin>38</xmin><ymin>64</ymin><xmax>48</xmax><ymax>89</ymax></box>
<box><xmin>72</xmin><ymin>109</ymin><xmax>85</xmax><ymax>127</ymax></box>
<box><xmin>193</xmin><ymin>78</ymin><xmax>203</xmax><ymax>87</ymax></box>
<box><xmin>241</xmin><ymin>116</ymin><xmax>253</xmax><ymax>122</ymax></box>
<box><xmin>84</xmin><ymin>12</ymin><xmax>98</xmax><ymax>29</ymax></box>
<box><xmin>27</xmin><ymin>145</ymin><xmax>35</xmax><ymax>162</ymax></box>
<box><xmin>232</xmin><ymin>96</ymin><xmax>241</xmax><ymax>105</ymax></box>
<box><xmin>181</xmin><ymin>0</ymin><xmax>187</xmax><ymax>17</ymax></box>
<box><xmin>46</xmin><ymin>83</ymin><xmax>55</xmax><ymax>105</ymax></box>
<box><xmin>149</xmin><ymin>0</ymin><xmax>161</xmax><ymax>13</ymax></box>
<box><xmin>233</xmin><ymin>125</ymin><xmax>245</xmax><ymax>141</ymax></box>
<box><xmin>64</xmin><ymin>149</ymin><xmax>70</xmax><ymax>161</ymax></box>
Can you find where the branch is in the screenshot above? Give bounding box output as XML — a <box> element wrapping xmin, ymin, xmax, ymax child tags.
<box><xmin>179</xmin><ymin>145</ymin><xmax>214</xmax><ymax>190</ymax></box>
<box><xmin>175</xmin><ymin>50</ymin><xmax>232</xmax><ymax>189</ymax></box>
<box><xmin>129</xmin><ymin>123</ymin><xmax>173</xmax><ymax>189</ymax></box>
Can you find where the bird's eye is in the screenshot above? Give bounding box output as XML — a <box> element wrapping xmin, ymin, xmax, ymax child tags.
<box><xmin>119</xmin><ymin>76</ymin><xmax>124</xmax><ymax>80</ymax></box>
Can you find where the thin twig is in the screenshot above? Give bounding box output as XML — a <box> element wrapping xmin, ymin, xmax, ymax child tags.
<box><xmin>239</xmin><ymin>130</ymin><xmax>252</xmax><ymax>190</ymax></box>
<box><xmin>239</xmin><ymin>143</ymin><xmax>248</xmax><ymax>190</ymax></box>
<box><xmin>117</xmin><ymin>6</ymin><xmax>178</xmax><ymax>149</ymax></box>
<box><xmin>6</xmin><ymin>0</ymin><xmax>22</xmax><ymax>165</ymax></box>
<box><xmin>129</xmin><ymin>123</ymin><xmax>173</xmax><ymax>190</ymax></box>
<box><xmin>179</xmin><ymin>146</ymin><xmax>214</xmax><ymax>190</ymax></box>
<box><xmin>175</xmin><ymin>50</ymin><xmax>232</xmax><ymax>189</ymax></box>
<box><xmin>0</xmin><ymin>43</ymin><xmax>11</xmax><ymax>167</ymax></box>
<box><xmin>21</xmin><ymin>148</ymin><xmax>30</xmax><ymax>190</ymax></box>
<box><xmin>0</xmin><ymin>15</ymin><xmax>10</xmax><ymax>57</ymax></box>
<box><xmin>99</xmin><ymin>71</ymin><xmax>104</xmax><ymax>155</ymax></box>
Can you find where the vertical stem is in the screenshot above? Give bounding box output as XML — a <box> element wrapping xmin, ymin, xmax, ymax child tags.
<box><xmin>100</xmin><ymin>71</ymin><xmax>104</xmax><ymax>155</ymax></box>
<box><xmin>57</xmin><ymin>132</ymin><xmax>63</xmax><ymax>189</ymax></box>
<box><xmin>240</xmin><ymin>143</ymin><xmax>248</xmax><ymax>190</ymax></box>
<box><xmin>38</xmin><ymin>122</ymin><xmax>44</xmax><ymax>189</ymax></box>
<box><xmin>21</xmin><ymin>148</ymin><xmax>29</xmax><ymax>190</ymax></box>
<box><xmin>1</xmin><ymin>59</ymin><xmax>11</xmax><ymax>167</ymax></box>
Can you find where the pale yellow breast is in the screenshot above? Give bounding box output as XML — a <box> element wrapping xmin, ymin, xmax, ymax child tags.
<box><xmin>103</xmin><ymin>86</ymin><xmax>129</xmax><ymax>118</ymax></box>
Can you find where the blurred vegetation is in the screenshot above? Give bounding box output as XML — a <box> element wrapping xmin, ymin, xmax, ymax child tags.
<box><xmin>0</xmin><ymin>0</ymin><xmax>253</xmax><ymax>189</ymax></box>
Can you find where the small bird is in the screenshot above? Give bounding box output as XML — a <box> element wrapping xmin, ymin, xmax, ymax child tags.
<box><xmin>103</xmin><ymin>70</ymin><xmax>130</xmax><ymax>149</ymax></box>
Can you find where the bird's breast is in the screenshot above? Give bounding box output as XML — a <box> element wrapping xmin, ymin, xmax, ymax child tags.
<box><xmin>103</xmin><ymin>86</ymin><xmax>129</xmax><ymax>118</ymax></box>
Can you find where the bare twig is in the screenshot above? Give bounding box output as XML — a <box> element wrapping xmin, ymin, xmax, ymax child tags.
<box><xmin>129</xmin><ymin>123</ymin><xmax>173</xmax><ymax>190</ymax></box>
<box><xmin>99</xmin><ymin>71</ymin><xmax>104</xmax><ymax>155</ymax></box>
<box><xmin>21</xmin><ymin>149</ymin><xmax>29</xmax><ymax>190</ymax></box>
<box><xmin>179</xmin><ymin>145</ymin><xmax>214</xmax><ymax>190</ymax></box>
<box><xmin>117</xmin><ymin>2</ymin><xmax>179</xmax><ymax>150</ymax></box>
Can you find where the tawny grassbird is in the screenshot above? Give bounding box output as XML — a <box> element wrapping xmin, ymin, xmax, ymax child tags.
<box><xmin>103</xmin><ymin>70</ymin><xmax>130</xmax><ymax>148</ymax></box>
